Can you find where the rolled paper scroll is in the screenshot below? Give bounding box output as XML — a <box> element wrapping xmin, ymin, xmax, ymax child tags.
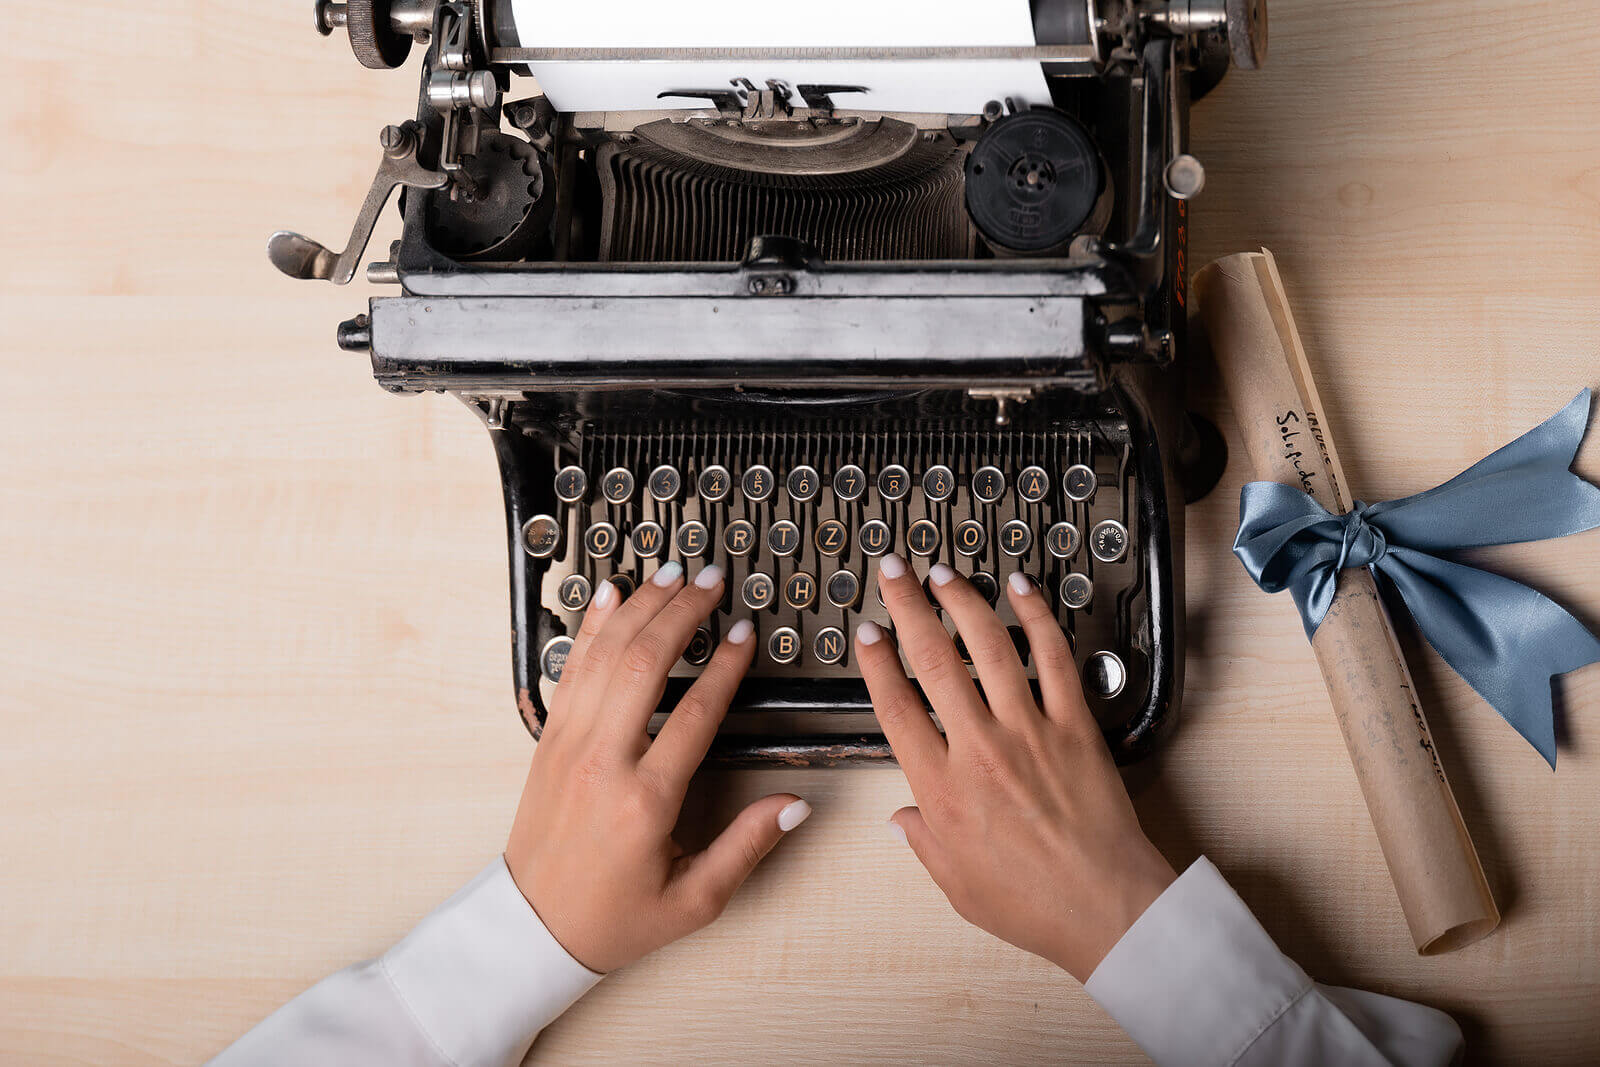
<box><xmin>1196</xmin><ymin>249</ymin><xmax>1499</xmax><ymax>954</ymax></box>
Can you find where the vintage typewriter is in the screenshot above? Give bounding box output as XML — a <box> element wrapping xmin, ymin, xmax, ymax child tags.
<box><xmin>272</xmin><ymin>0</ymin><xmax>1266</xmax><ymax>763</ymax></box>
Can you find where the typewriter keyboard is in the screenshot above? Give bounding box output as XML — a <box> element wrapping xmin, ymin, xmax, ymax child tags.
<box><xmin>523</xmin><ymin>423</ymin><xmax>1147</xmax><ymax>716</ymax></box>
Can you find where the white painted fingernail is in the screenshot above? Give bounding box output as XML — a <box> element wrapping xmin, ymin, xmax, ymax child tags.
<box><xmin>929</xmin><ymin>563</ymin><xmax>957</xmax><ymax>587</ymax></box>
<box><xmin>857</xmin><ymin>620</ymin><xmax>883</xmax><ymax>646</ymax></box>
<box><xmin>1009</xmin><ymin>572</ymin><xmax>1035</xmax><ymax>596</ymax></box>
<box><xmin>592</xmin><ymin>580</ymin><xmax>617</xmax><ymax>609</ymax></box>
<box><xmin>694</xmin><ymin>564</ymin><xmax>725</xmax><ymax>589</ymax></box>
<box><xmin>778</xmin><ymin>799</ymin><xmax>812</xmax><ymax>832</ymax></box>
<box><xmin>727</xmin><ymin>619</ymin><xmax>754</xmax><ymax>645</ymax></box>
<box><xmin>879</xmin><ymin>554</ymin><xmax>907</xmax><ymax>580</ymax></box>
<box><xmin>887</xmin><ymin>821</ymin><xmax>907</xmax><ymax>844</ymax></box>
<box><xmin>652</xmin><ymin>561</ymin><xmax>684</xmax><ymax>587</ymax></box>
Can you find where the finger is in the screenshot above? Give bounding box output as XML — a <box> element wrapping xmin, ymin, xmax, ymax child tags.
<box><xmin>925</xmin><ymin>564</ymin><xmax>1036</xmax><ymax>728</ymax></box>
<box><xmin>604</xmin><ymin>565</ymin><xmax>732</xmax><ymax>735</ymax></box>
<box><xmin>549</xmin><ymin>575</ymin><xmax>625</xmax><ymax>723</ymax></box>
<box><xmin>1006</xmin><ymin>572</ymin><xmax>1092</xmax><ymax>731</ymax></box>
<box><xmin>887</xmin><ymin>806</ymin><xmax>960</xmax><ymax>891</ymax></box>
<box><xmin>856</xmin><ymin>619</ymin><xmax>946</xmax><ymax>784</ymax></box>
<box><xmin>562</xmin><ymin>562</ymin><xmax>701</xmax><ymax>717</ymax></box>
<box><xmin>875</xmin><ymin>555</ymin><xmax>987</xmax><ymax>737</ymax></box>
<box><xmin>671</xmin><ymin>794</ymin><xmax>811</xmax><ymax>931</ymax></box>
<box><xmin>642</xmin><ymin>619</ymin><xmax>756</xmax><ymax>794</ymax></box>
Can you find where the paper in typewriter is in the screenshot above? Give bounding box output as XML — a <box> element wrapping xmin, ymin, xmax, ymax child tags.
<box><xmin>510</xmin><ymin>0</ymin><xmax>1052</xmax><ymax>114</ymax></box>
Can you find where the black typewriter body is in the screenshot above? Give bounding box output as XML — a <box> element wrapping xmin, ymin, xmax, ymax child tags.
<box><xmin>275</xmin><ymin>0</ymin><xmax>1266</xmax><ymax>764</ymax></box>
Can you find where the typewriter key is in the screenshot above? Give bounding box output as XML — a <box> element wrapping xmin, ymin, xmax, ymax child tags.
<box><xmin>923</xmin><ymin>465</ymin><xmax>956</xmax><ymax>503</ymax></box>
<box><xmin>999</xmin><ymin>519</ymin><xmax>1033</xmax><ymax>557</ymax></box>
<box><xmin>784</xmin><ymin>572</ymin><xmax>817</xmax><ymax>610</ymax></box>
<box><xmin>724</xmin><ymin>519</ymin><xmax>756</xmax><ymax>556</ymax></box>
<box><xmin>1086</xmin><ymin>651</ymin><xmax>1127</xmax><ymax>699</ymax></box>
<box><xmin>602</xmin><ymin>467</ymin><xmax>635</xmax><ymax>504</ymax></box>
<box><xmin>742</xmin><ymin>572</ymin><xmax>776</xmax><ymax>611</ymax></box>
<box><xmin>971</xmin><ymin>466</ymin><xmax>1006</xmax><ymax>504</ymax></box>
<box><xmin>698</xmin><ymin>464</ymin><xmax>732</xmax><ymax>503</ymax></box>
<box><xmin>1017</xmin><ymin>466</ymin><xmax>1050</xmax><ymax>504</ymax></box>
<box><xmin>1064</xmin><ymin>464</ymin><xmax>1097</xmax><ymax>502</ymax></box>
<box><xmin>631</xmin><ymin>521</ymin><xmax>666</xmax><ymax>558</ymax></box>
<box><xmin>815</xmin><ymin>519</ymin><xmax>848</xmax><ymax>557</ymax></box>
<box><xmin>742</xmin><ymin>465</ymin><xmax>775</xmax><ymax>503</ymax></box>
<box><xmin>878</xmin><ymin>464</ymin><xmax>911</xmax><ymax>502</ymax></box>
<box><xmin>769</xmin><ymin>627</ymin><xmax>801</xmax><ymax>665</ymax></box>
<box><xmin>648</xmin><ymin>464</ymin><xmax>682</xmax><ymax>502</ymax></box>
<box><xmin>521</xmin><ymin>514</ymin><xmax>561</xmax><ymax>559</ymax></box>
<box><xmin>833</xmin><ymin>464</ymin><xmax>867</xmax><ymax>502</ymax></box>
<box><xmin>1045</xmin><ymin>521</ymin><xmax>1081</xmax><ymax>560</ymax></box>
<box><xmin>787</xmin><ymin>465</ymin><xmax>820</xmax><ymax>503</ymax></box>
<box><xmin>907</xmin><ymin>519</ymin><xmax>941</xmax><ymax>557</ymax></box>
<box><xmin>558</xmin><ymin>574</ymin><xmax>592</xmax><ymax>611</ymax></box>
<box><xmin>859</xmin><ymin>519</ymin><xmax>891</xmax><ymax>557</ymax></box>
<box><xmin>969</xmin><ymin>571</ymin><xmax>1000</xmax><ymax>605</ymax></box>
<box><xmin>583</xmin><ymin>520</ymin><xmax>619</xmax><ymax>558</ymax></box>
<box><xmin>554</xmin><ymin>465</ymin><xmax>588</xmax><ymax>504</ymax></box>
<box><xmin>827</xmin><ymin>569</ymin><xmax>862</xmax><ymax>609</ymax></box>
<box><xmin>608</xmin><ymin>574</ymin><xmax>636</xmax><ymax>600</ymax></box>
<box><xmin>768</xmin><ymin>520</ymin><xmax>801</xmax><ymax>557</ymax></box>
<box><xmin>1090</xmin><ymin>519</ymin><xmax>1129</xmax><ymax>563</ymax></box>
<box><xmin>539</xmin><ymin>636</ymin><xmax>574</xmax><ymax>684</ymax></box>
<box><xmin>683</xmin><ymin>627</ymin><xmax>714</xmax><ymax>667</ymax></box>
<box><xmin>677</xmin><ymin>520</ymin><xmax>710</xmax><ymax>558</ymax></box>
<box><xmin>1060</xmin><ymin>572</ymin><xmax>1094</xmax><ymax>610</ymax></box>
<box><xmin>954</xmin><ymin>519</ymin><xmax>987</xmax><ymax>557</ymax></box>
<box><xmin>814</xmin><ymin>627</ymin><xmax>847</xmax><ymax>666</ymax></box>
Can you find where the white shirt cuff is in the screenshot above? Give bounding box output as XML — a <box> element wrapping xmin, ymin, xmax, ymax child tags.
<box><xmin>380</xmin><ymin>857</ymin><xmax>604</xmax><ymax>1067</ymax></box>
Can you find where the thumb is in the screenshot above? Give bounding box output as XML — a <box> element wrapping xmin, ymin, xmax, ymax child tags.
<box><xmin>888</xmin><ymin>806</ymin><xmax>954</xmax><ymax>884</ymax></box>
<box><xmin>672</xmin><ymin>794</ymin><xmax>811</xmax><ymax>928</ymax></box>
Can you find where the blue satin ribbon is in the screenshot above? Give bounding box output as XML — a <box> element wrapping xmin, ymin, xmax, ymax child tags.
<box><xmin>1234</xmin><ymin>389</ymin><xmax>1600</xmax><ymax>767</ymax></box>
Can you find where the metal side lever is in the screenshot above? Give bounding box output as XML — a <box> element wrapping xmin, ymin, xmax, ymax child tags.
<box><xmin>268</xmin><ymin>123</ymin><xmax>448</xmax><ymax>284</ymax></box>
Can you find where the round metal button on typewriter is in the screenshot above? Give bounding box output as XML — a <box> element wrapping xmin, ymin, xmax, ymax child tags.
<box><xmin>969</xmin><ymin>571</ymin><xmax>999</xmax><ymax>606</ymax></box>
<box><xmin>954</xmin><ymin>519</ymin><xmax>987</xmax><ymax>557</ymax></box>
<box><xmin>554</xmin><ymin>465</ymin><xmax>588</xmax><ymax>504</ymax></box>
<box><xmin>1090</xmin><ymin>519</ymin><xmax>1129</xmax><ymax>563</ymax></box>
<box><xmin>724</xmin><ymin>519</ymin><xmax>757</xmax><ymax>556</ymax></box>
<box><xmin>1086</xmin><ymin>651</ymin><xmax>1127</xmax><ymax>699</ymax></box>
<box><xmin>971</xmin><ymin>466</ymin><xmax>1006</xmax><ymax>505</ymax></box>
<box><xmin>999</xmin><ymin>519</ymin><xmax>1033</xmax><ymax>558</ymax></box>
<box><xmin>742</xmin><ymin>465</ymin><xmax>775</xmax><ymax>503</ymax></box>
<box><xmin>923</xmin><ymin>465</ymin><xmax>956</xmax><ymax>503</ymax></box>
<box><xmin>683</xmin><ymin>627</ymin><xmax>714</xmax><ymax>667</ymax></box>
<box><xmin>677</xmin><ymin>520</ymin><xmax>710</xmax><ymax>558</ymax></box>
<box><xmin>698</xmin><ymin>464</ymin><xmax>733</xmax><ymax>503</ymax></box>
<box><xmin>859</xmin><ymin>519</ymin><xmax>891</xmax><ymax>557</ymax></box>
<box><xmin>826</xmin><ymin>569</ymin><xmax>862</xmax><ymax>608</ymax></box>
<box><xmin>768</xmin><ymin>520</ymin><xmax>800</xmax><ymax>557</ymax></box>
<box><xmin>815</xmin><ymin>519</ymin><xmax>848</xmax><ymax>557</ymax></box>
<box><xmin>833</xmin><ymin>464</ymin><xmax>867</xmax><ymax>502</ymax></box>
<box><xmin>907</xmin><ymin>519</ymin><xmax>941</xmax><ymax>557</ymax></box>
<box><xmin>647</xmin><ymin>464</ymin><xmax>682</xmax><ymax>502</ymax></box>
<box><xmin>631</xmin><ymin>521</ymin><xmax>666</xmax><ymax>558</ymax></box>
<box><xmin>1060</xmin><ymin>572</ymin><xmax>1094</xmax><ymax>610</ymax></box>
<box><xmin>814</xmin><ymin>626</ymin><xmax>847</xmax><ymax>666</ymax></box>
<box><xmin>769</xmin><ymin>626</ymin><xmax>801</xmax><ymax>666</ymax></box>
<box><xmin>1017</xmin><ymin>465</ymin><xmax>1050</xmax><ymax>504</ymax></box>
<box><xmin>1065</xmin><ymin>464</ymin><xmax>1098</xmax><ymax>502</ymax></box>
<box><xmin>608</xmin><ymin>574</ymin><xmax>636</xmax><ymax>600</ymax></box>
<box><xmin>602</xmin><ymin>467</ymin><xmax>635</xmax><ymax>504</ymax></box>
<box><xmin>539</xmin><ymin>636</ymin><xmax>574</xmax><ymax>684</ymax></box>
<box><xmin>742</xmin><ymin>572</ymin><xmax>776</xmax><ymax>611</ymax></box>
<box><xmin>787</xmin><ymin>465</ymin><xmax>821</xmax><ymax>503</ymax></box>
<box><xmin>583</xmin><ymin>520</ymin><xmax>619</xmax><ymax>558</ymax></box>
<box><xmin>785</xmin><ymin>572</ymin><xmax>817</xmax><ymax>610</ymax></box>
<box><xmin>878</xmin><ymin>464</ymin><xmax>911</xmax><ymax>502</ymax></box>
<box><xmin>558</xmin><ymin>574</ymin><xmax>592</xmax><ymax>611</ymax></box>
<box><xmin>521</xmin><ymin>514</ymin><xmax>561</xmax><ymax>559</ymax></box>
<box><xmin>1045</xmin><ymin>521</ymin><xmax>1081</xmax><ymax>560</ymax></box>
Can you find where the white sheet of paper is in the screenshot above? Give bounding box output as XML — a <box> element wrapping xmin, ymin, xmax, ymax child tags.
<box><xmin>506</xmin><ymin>0</ymin><xmax>1052</xmax><ymax>113</ymax></box>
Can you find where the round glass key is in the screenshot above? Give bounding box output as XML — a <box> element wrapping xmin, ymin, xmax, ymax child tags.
<box><xmin>601</xmin><ymin>467</ymin><xmax>635</xmax><ymax>504</ymax></box>
<box><xmin>724</xmin><ymin>519</ymin><xmax>756</xmax><ymax>556</ymax></box>
<box><xmin>969</xmin><ymin>571</ymin><xmax>999</xmax><ymax>605</ymax></box>
<box><xmin>521</xmin><ymin>514</ymin><xmax>561</xmax><ymax>558</ymax></box>
<box><xmin>833</xmin><ymin>464</ymin><xmax>867</xmax><ymax>502</ymax></box>
<box><xmin>631</xmin><ymin>521</ymin><xmax>666</xmax><ymax>558</ymax></box>
<box><xmin>1045</xmin><ymin>521</ymin><xmax>1081</xmax><ymax>560</ymax></box>
<box><xmin>907</xmin><ymin>519</ymin><xmax>941</xmax><ymax>557</ymax></box>
<box><xmin>999</xmin><ymin>519</ymin><xmax>1033</xmax><ymax>558</ymax></box>
<box><xmin>1086</xmin><ymin>651</ymin><xmax>1127</xmax><ymax>699</ymax></box>
<box><xmin>1090</xmin><ymin>519</ymin><xmax>1129</xmax><ymax>563</ymax></box>
<box><xmin>954</xmin><ymin>519</ymin><xmax>986</xmax><ymax>557</ymax></box>
<box><xmin>787</xmin><ymin>465</ymin><xmax>820</xmax><ymax>503</ymax></box>
<box><xmin>558</xmin><ymin>574</ymin><xmax>592</xmax><ymax>611</ymax></box>
<box><xmin>1059</xmin><ymin>572</ymin><xmax>1093</xmax><ymax>610</ymax></box>
<box><xmin>742</xmin><ymin>572</ymin><xmax>776</xmax><ymax>611</ymax></box>
<box><xmin>859</xmin><ymin>519</ymin><xmax>891</xmax><ymax>557</ymax></box>
<box><xmin>769</xmin><ymin>627</ymin><xmax>801</xmax><ymax>665</ymax></box>
<box><xmin>554</xmin><ymin>465</ymin><xmax>588</xmax><ymax>504</ymax></box>
<box><xmin>971</xmin><ymin>466</ymin><xmax>1006</xmax><ymax>504</ymax></box>
<box><xmin>647</xmin><ymin>464</ymin><xmax>682</xmax><ymax>502</ymax></box>
<box><xmin>814</xmin><ymin>519</ymin><xmax>848</xmax><ymax>557</ymax></box>
<box><xmin>742</xmin><ymin>465</ymin><xmax>775</xmax><ymax>503</ymax></box>
<box><xmin>826</xmin><ymin>569</ymin><xmax>862</xmax><ymax>608</ymax></box>
<box><xmin>539</xmin><ymin>636</ymin><xmax>573</xmax><ymax>684</ymax></box>
<box><xmin>1065</xmin><ymin>464</ymin><xmax>1097</xmax><ymax>502</ymax></box>
<box><xmin>813</xmin><ymin>627</ymin><xmax>847</xmax><ymax>666</ymax></box>
<box><xmin>877</xmin><ymin>464</ymin><xmax>911</xmax><ymax>502</ymax></box>
<box><xmin>923</xmin><ymin>465</ymin><xmax>956</xmax><ymax>503</ymax></box>
<box><xmin>1017</xmin><ymin>465</ymin><xmax>1049</xmax><ymax>504</ymax></box>
<box><xmin>683</xmin><ymin>627</ymin><xmax>714</xmax><ymax>667</ymax></box>
<box><xmin>677</xmin><ymin>520</ymin><xmax>710</xmax><ymax>558</ymax></box>
<box><xmin>583</xmin><ymin>520</ymin><xmax>619</xmax><ymax>558</ymax></box>
<box><xmin>698</xmin><ymin>464</ymin><xmax>732</xmax><ymax>503</ymax></box>
<box><xmin>784</xmin><ymin>571</ymin><xmax>817</xmax><ymax>610</ymax></box>
<box><xmin>768</xmin><ymin>519</ymin><xmax>801</xmax><ymax>557</ymax></box>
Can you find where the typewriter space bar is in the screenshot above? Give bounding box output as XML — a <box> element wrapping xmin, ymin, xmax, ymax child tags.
<box><xmin>365</xmin><ymin>294</ymin><xmax>1098</xmax><ymax>392</ymax></box>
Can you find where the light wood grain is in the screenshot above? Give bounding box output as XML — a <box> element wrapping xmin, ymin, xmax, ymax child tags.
<box><xmin>2</xmin><ymin>1</ymin><xmax>1597</xmax><ymax>1062</ymax></box>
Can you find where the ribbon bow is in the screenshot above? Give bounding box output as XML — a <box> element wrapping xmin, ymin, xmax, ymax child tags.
<box><xmin>1234</xmin><ymin>390</ymin><xmax>1600</xmax><ymax>767</ymax></box>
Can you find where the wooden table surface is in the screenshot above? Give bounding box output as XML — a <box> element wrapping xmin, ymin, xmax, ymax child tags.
<box><xmin>4</xmin><ymin>1</ymin><xmax>1598</xmax><ymax>1063</ymax></box>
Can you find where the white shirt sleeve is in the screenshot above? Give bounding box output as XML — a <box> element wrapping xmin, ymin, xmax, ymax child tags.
<box><xmin>210</xmin><ymin>857</ymin><xmax>603</xmax><ymax>1067</ymax></box>
<box><xmin>1085</xmin><ymin>857</ymin><xmax>1463</xmax><ymax>1067</ymax></box>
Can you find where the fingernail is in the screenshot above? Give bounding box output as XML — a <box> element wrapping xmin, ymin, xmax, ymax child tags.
<box><xmin>694</xmin><ymin>564</ymin><xmax>725</xmax><ymax>590</ymax></box>
<box><xmin>778</xmin><ymin>799</ymin><xmax>812</xmax><ymax>832</ymax></box>
<box><xmin>879</xmin><ymin>554</ymin><xmax>907</xmax><ymax>580</ymax></box>
<box><xmin>651</xmin><ymin>561</ymin><xmax>684</xmax><ymax>587</ymax></box>
<box><xmin>887</xmin><ymin>821</ymin><xmax>907</xmax><ymax>844</ymax></box>
<box><xmin>592</xmin><ymin>580</ymin><xmax>618</xmax><ymax>609</ymax></box>
<box><xmin>929</xmin><ymin>563</ymin><xmax>957</xmax><ymax>587</ymax></box>
<box><xmin>1009</xmin><ymin>572</ymin><xmax>1035</xmax><ymax>596</ymax></box>
<box><xmin>857</xmin><ymin>620</ymin><xmax>883</xmax><ymax>646</ymax></box>
<box><xmin>727</xmin><ymin>619</ymin><xmax>754</xmax><ymax>645</ymax></box>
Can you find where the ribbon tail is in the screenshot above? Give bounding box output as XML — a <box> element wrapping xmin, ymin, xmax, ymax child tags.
<box><xmin>1377</xmin><ymin>547</ymin><xmax>1600</xmax><ymax>768</ymax></box>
